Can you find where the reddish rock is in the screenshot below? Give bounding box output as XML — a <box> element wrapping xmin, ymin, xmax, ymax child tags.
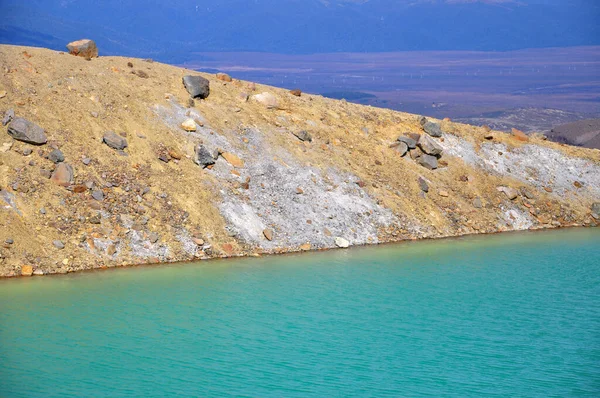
<box><xmin>511</xmin><ymin>128</ymin><xmax>529</xmax><ymax>142</ymax></box>
<box><xmin>216</xmin><ymin>73</ymin><xmax>232</xmax><ymax>82</ymax></box>
<box><xmin>221</xmin><ymin>152</ymin><xmax>244</xmax><ymax>168</ymax></box>
<box><xmin>263</xmin><ymin>229</ymin><xmax>273</xmax><ymax>241</ymax></box>
<box><xmin>21</xmin><ymin>265</ymin><xmax>33</xmax><ymax>276</ymax></box>
<box><xmin>66</xmin><ymin>39</ymin><xmax>98</xmax><ymax>58</ymax></box>
<box><xmin>290</xmin><ymin>89</ymin><xmax>302</xmax><ymax>97</ymax></box>
<box><xmin>50</xmin><ymin>163</ymin><xmax>74</xmax><ymax>187</ymax></box>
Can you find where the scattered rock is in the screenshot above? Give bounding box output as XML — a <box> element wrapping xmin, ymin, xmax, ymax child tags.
<box><xmin>53</xmin><ymin>240</ymin><xmax>65</xmax><ymax>249</ymax></box>
<box><xmin>397</xmin><ymin>135</ymin><xmax>417</xmax><ymax>149</ymax></box>
<box><xmin>107</xmin><ymin>244</ymin><xmax>117</xmax><ymax>256</ymax></box>
<box><xmin>511</xmin><ymin>128</ymin><xmax>529</xmax><ymax>142</ymax></box>
<box><xmin>263</xmin><ymin>229</ymin><xmax>273</xmax><ymax>241</ymax></box>
<box><xmin>422</xmin><ymin>120</ymin><xmax>442</xmax><ymax>137</ymax></box>
<box><xmin>417</xmin><ymin>154</ymin><xmax>438</xmax><ymax>170</ymax></box>
<box><xmin>334</xmin><ymin>237</ymin><xmax>350</xmax><ymax>248</ymax></box>
<box><xmin>237</xmin><ymin>92</ymin><xmax>249</xmax><ymax>102</ymax></box>
<box><xmin>21</xmin><ymin>265</ymin><xmax>33</xmax><ymax>277</ymax></box>
<box><xmin>591</xmin><ymin>202</ymin><xmax>600</xmax><ymax>215</ymax></box>
<box><xmin>82</xmin><ymin>157</ymin><xmax>91</xmax><ymax>165</ymax></box>
<box><xmin>2</xmin><ymin>108</ymin><xmax>14</xmax><ymax>126</ymax></box>
<box><xmin>194</xmin><ymin>145</ymin><xmax>216</xmax><ymax>168</ymax></box>
<box><xmin>7</xmin><ymin>117</ymin><xmax>47</xmax><ymax>145</ymax></box>
<box><xmin>418</xmin><ymin>176</ymin><xmax>429</xmax><ymax>193</ymax></box>
<box><xmin>292</xmin><ymin>130</ymin><xmax>312</xmax><ymax>142</ymax></box>
<box><xmin>132</xmin><ymin>70</ymin><xmax>148</xmax><ymax>78</ymax></box>
<box><xmin>473</xmin><ymin>197</ymin><xmax>483</xmax><ymax>208</ymax></box>
<box><xmin>484</xmin><ymin>132</ymin><xmax>494</xmax><ymax>140</ymax></box>
<box><xmin>181</xmin><ymin>119</ymin><xmax>197</xmax><ymax>132</ymax></box>
<box><xmin>73</xmin><ymin>184</ymin><xmax>87</xmax><ymax>193</ymax></box>
<box><xmin>48</xmin><ymin>149</ymin><xmax>65</xmax><ymax>164</ymax></box>
<box><xmin>102</xmin><ymin>131</ymin><xmax>128</xmax><ymax>150</ymax></box>
<box><xmin>90</xmin><ymin>112</ymin><xmax>98</xmax><ymax>118</ymax></box>
<box><xmin>22</xmin><ymin>148</ymin><xmax>32</xmax><ymax>156</ymax></box>
<box><xmin>299</xmin><ymin>243</ymin><xmax>311</xmax><ymax>251</ymax></box>
<box><xmin>50</xmin><ymin>163</ymin><xmax>74</xmax><ymax>187</ymax></box>
<box><xmin>418</xmin><ymin>116</ymin><xmax>427</xmax><ymax>126</ymax></box>
<box><xmin>395</xmin><ymin>141</ymin><xmax>408</xmax><ymax>156</ymax></box>
<box><xmin>127</xmin><ymin>62</ymin><xmax>133</xmax><ymax>68</ymax></box>
<box><xmin>66</xmin><ymin>39</ymin><xmax>98</xmax><ymax>58</ymax></box>
<box><xmin>221</xmin><ymin>152</ymin><xmax>244</xmax><ymax>168</ymax></box>
<box><xmin>149</xmin><ymin>232</ymin><xmax>160</xmax><ymax>243</ymax></box>
<box><xmin>409</xmin><ymin>148</ymin><xmax>422</xmax><ymax>160</ymax></box>
<box><xmin>91</xmin><ymin>190</ymin><xmax>104</xmax><ymax>201</ymax></box>
<box><xmin>417</xmin><ymin>134</ymin><xmax>443</xmax><ymax>156</ymax></box>
<box><xmin>251</xmin><ymin>92</ymin><xmax>279</xmax><ymax>109</ymax></box>
<box><xmin>192</xmin><ymin>238</ymin><xmax>205</xmax><ymax>246</ymax></box>
<box><xmin>4</xmin><ymin>238</ymin><xmax>13</xmax><ymax>245</ymax></box>
<box><xmin>497</xmin><ymin>186</ymin><xmax>519</xmax><ymax>200</ymax></box>
<box><xmin>182</xmin><ymin>75</ymin><xmax>210</xmax><ymax>99</ymax></box>
<box><xmin>290</xmin><ymin>89</ymin><xmax>302</xmax><ymax>97</ymax></box>
<box><xmin>573</xmin><ymin>181</ymin><xmax>583</xmax><ymax>188</ymax></box>
<box><xmin>439</xmin><ymin>190</ymin><xmax>449</xmax><ymax>197</ymax></box>
<box><xmin>0</xmin><ymin>90</ymin><xmax>6</xmax><ymax>99</ymax></box>
<box><xmin>216</xmin><ymin>73</ymin><xmax>232</xmax><ymax>82</ymax></box>
<box><xmin>296</xmin><ymin>187</ymin><xmax>304</xmax><ymax>194</ymax></box>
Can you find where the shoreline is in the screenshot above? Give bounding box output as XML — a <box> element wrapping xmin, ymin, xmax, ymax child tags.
<box><xmin>3</xmin><ymin>224</ymin><xmax>596</xmax><ymax>280</ymax></box>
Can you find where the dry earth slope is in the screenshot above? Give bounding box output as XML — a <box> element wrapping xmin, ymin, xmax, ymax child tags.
<box><xmin>0</xmin><ymin>45</ymin><xmax>599</xmax><ymax>277</ymax></box>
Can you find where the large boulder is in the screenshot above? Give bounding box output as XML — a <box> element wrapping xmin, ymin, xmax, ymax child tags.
<box><xmin>394</xmin><ymin>141</ymin><xmax>408</xmax><ymax>156</ymax></box>
<box><xmin>397</xmin><ymin>135</ymin><xmax>417</xmax><ymax>149</ymax></box>
<box><xmin>417</xmin><ymin>134</ymin><xmax>443</xmax><ymax>156</ymax></box>
<box><xmin>422</xmin><ymin>119</ymin><xmax>443</xmax><ymax>137</ymax></box>
<box><xmin>194</xmin><ymin>145</ymin><xmax>216</xmax><ymax>168</ymax></box>
<box><xmin>51</xmin><ymin>163</ymin><xmax>74</xmax><ymax>187</ymax></box>
<box><xmin>7</xmin><ymin>117</ymin><xmax>47</xmax><ymax>145</ymax></box>
<box><xmin>182</xmin><ymin>75</ymin><xmax>210</xmax><ymax>99</ymax></box>
<box><xmin>66</xmin><ymin>39</ymin><xmax>98</xmax><ymax>58</ymax></box>
<box><xmin>102</xmin><ymin>132</ymin><xmax>128</xmax><ymax>150</ymax></box>
<box><xmin>417</xmin><ymin>154</ymin><xmax>438</xmax><ymax>170</ymax></box>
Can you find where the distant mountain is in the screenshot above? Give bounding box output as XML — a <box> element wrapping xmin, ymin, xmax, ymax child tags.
<box><xmin>1</xmin><ymin>0</ymin><xmax>598</xmax><ymax>62</ymax></box>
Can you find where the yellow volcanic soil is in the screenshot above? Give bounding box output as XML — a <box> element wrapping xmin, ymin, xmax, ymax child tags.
<box><xmin>0</xmin><ymin>45</ymin><xmax>598</xmax><ymax>277</ymax></box>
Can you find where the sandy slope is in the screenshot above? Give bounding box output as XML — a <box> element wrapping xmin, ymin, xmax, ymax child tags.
<box><xmin>0</xmin><ymin>45</ymin><xmax>598</xmax><ymax>277</ymax></box>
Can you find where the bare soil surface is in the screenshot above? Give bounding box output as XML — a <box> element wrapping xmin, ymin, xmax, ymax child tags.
<box><xmin>0</xmin><ymin>45</ymin><xmax>599</xmax><ymax>277</ymax></box>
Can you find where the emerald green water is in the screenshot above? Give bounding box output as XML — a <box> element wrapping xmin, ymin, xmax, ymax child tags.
<box><xmin>1</xmin><ymin>229</ymin><xmax>599</xmax><ymax>397</ymax></box>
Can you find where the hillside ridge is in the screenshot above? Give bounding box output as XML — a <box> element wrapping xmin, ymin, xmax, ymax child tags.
<box><xmin>0</xmin><ymin>44</ymin><xmax>599</xmax><ymax>277</ymax></box>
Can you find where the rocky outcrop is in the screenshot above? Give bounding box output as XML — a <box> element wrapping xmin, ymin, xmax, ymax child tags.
<box><xmin>7</xmin><ymin>117</ymin><xmax>47</xmax><ymax>145</ymax></box>
<box><xmin>182</xmin><ymin>75</ymin><xmax>210</xmax><ymax>99</ymax></box>
<box><xmin>417</xmin><ymin>134</ymin><xmax>443</xmax><ymax>156</ymax></box>
<box><xmin>420</xmin><ymin>118</ymin><xmax>443</xmax><ymax>137</ymax></box>
<box><xmin>66</xmin><ymin>39</ymin><xmax>98</xmax><ymax>58</ymax></box>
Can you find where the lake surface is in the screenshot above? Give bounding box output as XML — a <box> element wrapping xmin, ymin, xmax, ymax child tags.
<box><xmin>1</xmin><ymin>229</ymin><xmax>599</xmax><ymax>397</ymax></box>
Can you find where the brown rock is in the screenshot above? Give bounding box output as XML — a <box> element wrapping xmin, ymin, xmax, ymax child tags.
<box><xmin>21</xmin><ymin>265</ymin><xmax>33</xmax><ymax>276</ymax></box>
<box><xmin>221</xmin><ymin>152</ymin><xmax>244</xmax><ymax>168</ymax></box>
<box><xmin>290</xmin><ymin>89</ymin><xmax>302</xmax><ymax>97</ymax></box>
<box><xmin>66</xmin><ymin>39</ymin><xmax>98</xmax><ymax>58</ymax></box>
<box><xmin>296</xmin><ymin>187</ymin><xmax>304</xmax><ymax>194</ymax></box>
<box><xmin>216</xmin><ymin>73</ymin><xmax>232</xmax><ymax>82</ymax></box>
<box><xmin>50</xmin><ymin>163</ymin><xmax>74</xmax><ymax>187</ymax></box>
<box><xmin>263</xmin><ymin>229</ymin><xmax>273</xmax><ymax>241</ymax></box>
<box><xmin>439</xmin><ymin>190</ymin><xmax>449</xmax><ymax>197</ymax></box>
<box><xmin>73</xmin><ymin>184</ymin><xmax>87</xmax><ymax>193</ymax></box>
<box><xmin>221</xmin><ymin>243</ymin><xmax>234</xmax><ymax>255</ymax></box>
<box><xmin>168</xmin><ymin>149</ymin><xmax>182</xmax><ymax>160</ymax></box>
<box><xmin>573</xmin><ymin>181</ymin><xmax>583</xmax><ymax>188</ymax></box>
<box><xmin>299</xmin><ymin>243</ymin><xmax>311</xmax><ymax>251</ymax></box>
<box><xmin>511</xmin><ymin>128</ymin><xmax>529</xmax><ymax>142</ymax></box>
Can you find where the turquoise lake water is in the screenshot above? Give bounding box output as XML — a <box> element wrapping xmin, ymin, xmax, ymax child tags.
<box><xmin>1</xmin><ymin>229</ymin><xmax>599</xmax><ymax>397</ymax></box>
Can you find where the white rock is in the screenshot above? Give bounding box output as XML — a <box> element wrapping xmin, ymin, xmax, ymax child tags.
<box><xmin>181</xmin><ymin>118</ymin><xmax>197</xmax><ymax>132</ymax></box>
<box><xmin>334</xmin><ymin>237</ymin><xmax>350</xmax><ymax>248</ymax></box>
<box><xmin>251</xmin><ymin>92</ymin><xmax>279</xmax><ymax>109</ymax></box>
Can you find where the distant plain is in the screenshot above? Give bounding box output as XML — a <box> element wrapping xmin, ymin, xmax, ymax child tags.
<box><xmin>183</xmin><ymin>46</ymin><xmax>600</xmax><ymax>133</ymax></box>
